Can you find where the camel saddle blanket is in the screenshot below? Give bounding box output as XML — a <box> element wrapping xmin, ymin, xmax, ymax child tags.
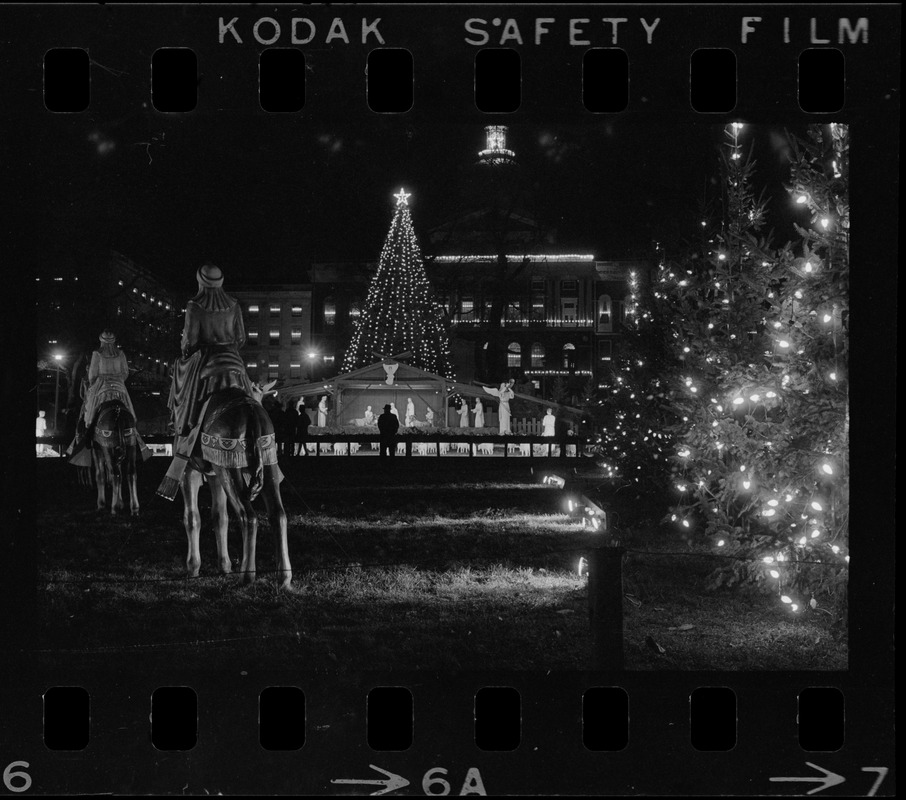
<box><xmin>200</xmin><ymin>431</ymin><xmax>278</xmax><ymax>468</ymax></box>
<box><xmin>199</xmin><ymin>393</ymin><xmax>278</xmax><ymax>468</ymax></box>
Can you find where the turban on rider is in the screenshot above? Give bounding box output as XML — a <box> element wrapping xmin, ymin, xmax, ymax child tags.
<box><xmin>192</xmin><ymin>263</ymin><xmax>233</xmax><ymax>312</ymax></box>
<box><xmin>196</xmin><ymin>263</ymin><xmax>224</xmax><ymax>288</ymax></box>
<box><xmin>98</xmin><ymin>329</ymin><xmax>119</xmax><ymax>357</ymax></box>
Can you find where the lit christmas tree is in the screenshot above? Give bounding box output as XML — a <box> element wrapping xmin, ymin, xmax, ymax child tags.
<box><xmin>342</xmin><ymin>188</ymin><xmax>454</xmax><ymax>377</ymax></box>
<box><xmin>589</xmin><ymin>266</ymin><xmax>677</xmax><ymax>492</ymax></box>
<box><xmin>653</xmin><ymin>124</ymin><xmax>849</xmax><ymax>620</ymax></box>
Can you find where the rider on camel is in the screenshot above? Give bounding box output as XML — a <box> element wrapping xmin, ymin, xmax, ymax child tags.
<box><xmin>158</xmin><ymin>262</ymin><xmax>255</xmax><ymax>498</ymax></box>
<box><xmin>67</xmin><ymin>330</ymin><xmax>151</xmax><ymax>465</ymax></box>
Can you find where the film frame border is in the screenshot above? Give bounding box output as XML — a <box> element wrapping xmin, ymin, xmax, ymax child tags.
<box><xmin>1</xmin><ymin>2</ymin><xmax>897</xmax><ymax>795</ymax></box>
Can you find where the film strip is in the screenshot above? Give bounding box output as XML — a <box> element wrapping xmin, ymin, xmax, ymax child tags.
<box><xmin>1</xmin><ymin>3</ymin><xmax>897</xmax><ymax>795</ymax></box>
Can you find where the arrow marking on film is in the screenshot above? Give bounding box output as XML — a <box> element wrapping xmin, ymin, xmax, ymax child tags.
<box><xmin>331</xmin><ymin>764</ymin><xmax>410</xmax><ymax>796</ymax></box>
<box><xmin>769</xmin><ymin>762</ymin><xmax>846</xmax><ymax>795</ymax></box>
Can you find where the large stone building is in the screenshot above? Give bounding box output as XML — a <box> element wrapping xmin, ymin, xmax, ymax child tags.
<box><xmin>306</xmin><ymin>126</ymin><xmax>652</xmax><ymax>400</ymax></box>
<box><xmin>230</xmin><ymin>284</ymin><xmax>314</xmax><ymax>384</ymax></box>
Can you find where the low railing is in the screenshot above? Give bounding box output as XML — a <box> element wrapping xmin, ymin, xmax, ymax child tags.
<box><xmin>36</xmin><ymin>434</ymin><xmax>587</xmax><ymax>458</ymax></box>
<box><xmin>288</xmin><ymin>433</ymin><xmax>585</xmax><ymax>458</ymax></box>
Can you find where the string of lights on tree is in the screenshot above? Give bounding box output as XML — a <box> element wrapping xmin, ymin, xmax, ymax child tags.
<box><xmin>342</xmin><ymin>188</ymin><xmax>455</xmax><ymax>377</ymax></box>
<box><xmin>646</xmin><ymin>123</ymin><xmax>849</xmax><ymax>619</ymax></box>
<box><xmin>587</xmin><ymin>266</ymin><xmax>677</xmax><ymax>489</ymax></box>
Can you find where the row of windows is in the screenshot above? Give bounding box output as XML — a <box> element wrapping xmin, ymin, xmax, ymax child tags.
<box><xmin>246</xmin><ymin>303</ymin><xmax>305</xmax><ymax>317</ymax></box>
<box><xmin>247</xmin><ymin>328</ymin><xmax>304</xmax><ymax>344</ymax></box>
<box><xmin>245</xmin><ymin>356</ymin><xmax>335</xmax><ymax>379</ymax></box>
<box><xmin>503</xmin><ymin>340</ymin><xmax>614</xmax><ymax>369</ymax></box>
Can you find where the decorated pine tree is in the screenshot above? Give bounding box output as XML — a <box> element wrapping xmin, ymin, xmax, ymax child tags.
<box><xmin>589</xmin><ymin>266</ymin><xmax>677</xmax><ymax>490</ymax></box>
<box><xmin>342</xmin><ymin>188</ymin><xmax>454</xmax><ymax>377</ymax></box>
<box><xmin>656</xmin><ymin>124</ymin><xmax>849</xmax><ymax>620</ymax></box>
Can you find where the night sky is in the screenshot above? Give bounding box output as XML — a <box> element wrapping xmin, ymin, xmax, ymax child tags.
<box><xmin>37</xmin><ymin>112</ymin><xmax>806</xmax><ymax>290</ymax></box>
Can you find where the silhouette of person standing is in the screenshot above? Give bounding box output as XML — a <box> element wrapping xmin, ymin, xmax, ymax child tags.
<box><xmin>378</xmin><ymin>403</ymin><xmax>400</xmax><ymax>457</ymax></box>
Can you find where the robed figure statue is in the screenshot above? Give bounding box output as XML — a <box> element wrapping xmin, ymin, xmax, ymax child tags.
<box><xmin>67</xmin><ymin>330</ymin><xmax>150</xmax><ymax>464</ymax></box>
<box><xmin>169</xmin><ymin>264</ymin><xmax>254</xmax><ymax>437</ymax></box>
<box><xmin>160</xmin><ymin>263</ymin><xmax>256</xmax><ymax>493</ymax></box>
<box><xmin>483</xmin><ymin>379</ymin><xmax>516</xmax><ymax>435</ymax></box>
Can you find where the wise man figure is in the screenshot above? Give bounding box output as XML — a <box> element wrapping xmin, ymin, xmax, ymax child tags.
<box><xmin>161</xmin><ymin>264</ymin><xmax>253</xmax><ymax>491</ymax></box>
<box><xmin>68</xmin><ymin>329</ymin><xmax>150</xmax><ymax>462</ymax></box>
<box><xmin>542</xmin><ymin>408</ymin><xmax>557</xmax><ymax>437</ymax></box>
<box><xmin>483</xmin><ymin>378</ymin><xmax>516</xmax><ymax>434</ymax></box>
<box><xmin>472</xmin><ymin>398</ymin><xmax>485</xmax><ymax>428</ymax></box>
<box><xmin>36</xmin><ymin>410</ymin><xmax>47</xmax><ymax>455</ymax></box>
<box><xmin>405</xmin><ymin>397</ymin><xmax>416</xmax><ymax>427</ymax></box>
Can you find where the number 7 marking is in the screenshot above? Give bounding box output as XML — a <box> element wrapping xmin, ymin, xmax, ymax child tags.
<box><xmin>861</xmin><ymin>767</ymin><xmax>888</xmax><ymax>797</ymax></box>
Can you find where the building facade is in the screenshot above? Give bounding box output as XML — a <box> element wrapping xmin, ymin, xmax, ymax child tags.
<box><xmin>230</xmin><ymin>285</ymin><xmax>314</xmax><ymax>385</ymax></box>
<box><xmin>302</xmin><ymin>127</ymin><xmax>653</xmax><ymax>400</ymax></box>
<box><xmin>36</xmin><ymin>250</ymin><xmax>184</xmax><ymax>433</ymax></box>
<box><xmin>426</xmin><ymin>254</ymin><xmax>647</xmax><ymax>394</ymax></box>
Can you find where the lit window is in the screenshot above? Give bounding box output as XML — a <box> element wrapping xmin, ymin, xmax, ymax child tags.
<box><xmin>507</xmin><ymin>342</ymin><xmax>521</xmax><ymax>367</ymax></box>
<box><xmin>460</xmin><ymin>296</ymin><xmax>474</xmax><ymax>318</ymax></box>
<box><xmin>560</xmin><ymin>279</ymin><xmax>578</xmax><ymax>295</ymax></box>
<box><xmin>599</xmin><ymin>340</ymin><xmax>613</xmax><ymax>362</ymax></box>
<box><xmin>291</xmin><ymin>305</ymin><xmax>302</xmax><ymax>317</ymax></box>
<box><xmin>324</xmin><ymin>297</ymin><xmax>336</xmax><ymax>326</ymax></box>
<box><xmin>291</xmin><ymin>328</ymin><xmax>302</xmax><ymax>342</ymax></box>
<box><xmin>248</xmin><ymin>329</ymin><xmax>258</xmax><ymax>339</ymax></box>
<box><xmin>563</xmin><ymin>342</ymin><xmax>576</xmax><ymax>369</ymax></box>
<box><xmin>323</xmin><ymin>355</ymin><xmax>335</xmax><ymax>365</ymax></box>
<box><xmin>349</xmin><ymin>301</ymin><xmax>360</xmax><ymax>319</ymax></box>
<box><xmin>269</xmin><ymin>329</ymin><xmax>280</xmax><ymax>343</ymax></box>
<box><xmin>248</xmin><ymin>304</ymin><xmax>260</xmax><ymax>314</ymax></box>
<box><xmin>531</xmin><ymin>343</ymin><xmax>545</xmax><ymax>367</ymax></box>
<box><xmin>270</xmin><ymin>304</ymin><xmax>281</xmax><ymax>315</ymax></box>
<box><xmin>597</xmin><ymin>295</ymin><xmax>613</xmax><ymax>332</ymax></box>
<box><xmin>290</xmin><ymin>363</ymin><xmax>301</xmax><ymax>378</ymax></box>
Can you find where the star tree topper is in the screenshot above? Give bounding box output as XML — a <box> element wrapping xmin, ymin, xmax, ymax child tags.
<box><xmin>394</xmin><ymin>187</ymin><xmax>411</xmax><ymax>206</ymax></box>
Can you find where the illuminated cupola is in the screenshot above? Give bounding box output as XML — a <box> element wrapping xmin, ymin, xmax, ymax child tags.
<box><xmin>478</xmin><ymin>125</ymin><xmax>517</xmax><ymax>165</ymax></box>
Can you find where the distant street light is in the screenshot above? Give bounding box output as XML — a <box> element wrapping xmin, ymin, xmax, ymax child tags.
<box><xmin>51</xmin><ymin>353</ymin><xmax>65</xmax><ymax>437</ymax></box>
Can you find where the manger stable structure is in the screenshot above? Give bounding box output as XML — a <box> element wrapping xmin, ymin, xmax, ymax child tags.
<box><xmin>276</xmin><ymin>359</ymin><xmax>582</xmax><ymax>429</ymax></box>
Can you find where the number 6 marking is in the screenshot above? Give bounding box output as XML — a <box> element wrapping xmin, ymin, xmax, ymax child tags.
<box><xmin>861</xmin><ymin>767</ymin><xmax>888</xmax><ymax>797</ymax></box>
<box><xmin>3</xmin><ymin>762</ymin><xmax>32</xmax><ymax>793</ymax></box>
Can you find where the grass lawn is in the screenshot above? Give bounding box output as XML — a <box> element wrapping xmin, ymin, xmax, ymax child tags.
<box><xmin>32</xmin><ymin>458</ymin><xmax>847</xmax><ymax>672</ymax></box>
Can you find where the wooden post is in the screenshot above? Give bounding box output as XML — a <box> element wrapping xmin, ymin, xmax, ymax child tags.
<box><xmin>405</xmin><ymin>439</ymin><xmax>412</xmax><ymax>457</ymax></box>
<box><xmin>587</xmin><ymin>546</ymin><xmax>625</xmax><ymax>671</ymax></box>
